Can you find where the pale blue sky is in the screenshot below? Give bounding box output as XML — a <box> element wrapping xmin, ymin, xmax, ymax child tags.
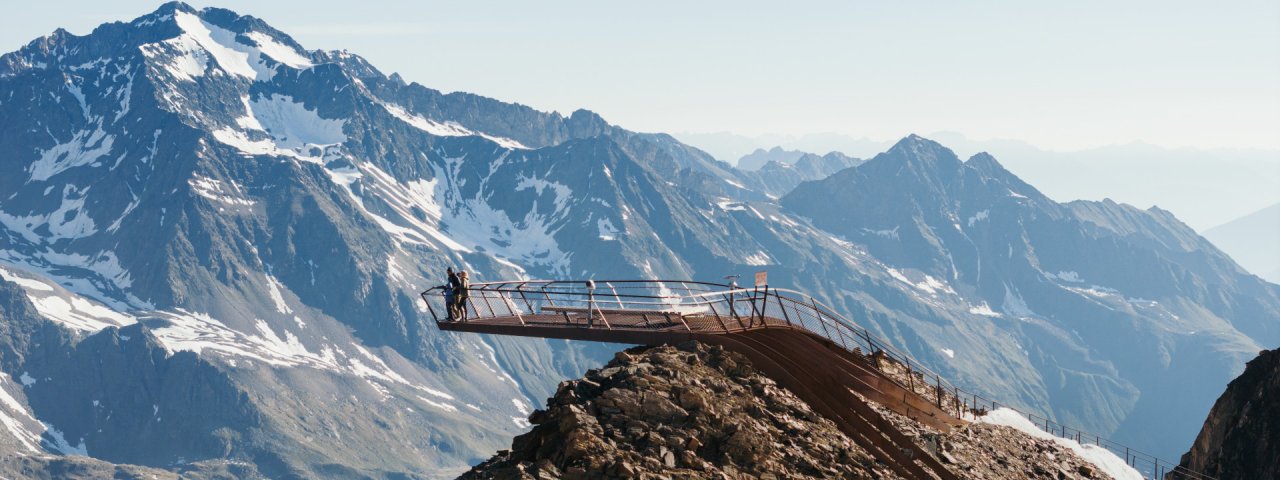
<box><xmin>4</xmin><ymin>1</ymin><xmax>1279</xmax><ymax>151</ymax></box>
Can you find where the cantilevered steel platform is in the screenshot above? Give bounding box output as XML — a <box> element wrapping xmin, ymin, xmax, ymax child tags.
<box><xmin>425</xmin><ymin>280</ymin><xmax>966</xmax><ymax>479</ymax></box>
<box><xmin>424</xmin><ymin>279</ymin><xmax>1214</xmax><ymax>480</ymax></box>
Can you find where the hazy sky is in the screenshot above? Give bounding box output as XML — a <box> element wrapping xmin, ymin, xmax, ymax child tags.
<box><xmin>3</xmin><ymin>1</ymin><xmax>1279</xmax><ymax>151</ymax></box>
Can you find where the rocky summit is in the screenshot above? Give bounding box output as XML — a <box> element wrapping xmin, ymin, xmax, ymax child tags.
<box><xmin>461</xmin><ymin>342</ymin><xmax>1114</xmax><ymax>480</ymax></box>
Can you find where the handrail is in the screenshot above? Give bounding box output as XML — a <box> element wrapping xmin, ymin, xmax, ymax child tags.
<box><xmin>421</xmin><ymin>279</ymin><xmax>1213</xmax><ymax>480</ymax></box>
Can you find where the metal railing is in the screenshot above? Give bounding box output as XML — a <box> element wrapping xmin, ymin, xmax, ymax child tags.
<box><xmin>421</xmin><ymin>279</ymin><xmax>1212</xmax><ymax>480</ymax></box>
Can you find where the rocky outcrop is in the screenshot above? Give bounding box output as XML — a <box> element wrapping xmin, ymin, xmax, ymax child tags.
<box><xmin>1175</xmin><ymin>348</ymin><xmax>1280</xmax><ymax>480</ymax></box>
<box><xmin>461</xmin><ymin>342</ymin><xmax>1117</xmax><ymax>480</ymax></box>
<box><xmin>461</xmin><ymin>342</ymin><xmax>895</xmax><ymax>479</ymax></box>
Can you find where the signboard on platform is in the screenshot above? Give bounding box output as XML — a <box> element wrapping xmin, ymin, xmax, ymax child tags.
<box><xmin>754</xmin><ymin>271</ymin><xmax>767</xmax><ymax>287</ymax></box>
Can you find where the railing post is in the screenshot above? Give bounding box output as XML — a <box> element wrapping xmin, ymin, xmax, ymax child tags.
<box><xmin>725</xmin><ymin>289</ymin><xmax>738</xmax><ymax>320</ymax></box>
<box><xmin>504</xmin><ymin>292</ymin><xmax>525</xmax><ymax>325</ymax></box>
<box><xmin>758</xmin><ymin>286</ymin><xmax>770</xmax><ymax>325</ymax></box>
<box><xmin>953</xmin><ymin>387</ymin><xmax>961</xmax><ymax>417</ymax></box>
<box><xmin>906</xmin><ymin>362</ymin><xmax>915</xmax><ymax>392</ymax></box>
<box><xmin>778</xmin><ymin>296</ymin><xmax>793</xmax><ymax>327</ymax></box>
<box><xmin>465</xmin><ymin>296</ymin><xmax>477</xmax><ymax>322</ymax></box>
<box><xmin>725</xmin><ymin>292</ymin><xmax>747</xmax><ymax>330</ymax></box>
<box><xmin>935</xmin><ymin>375</ymin><xmax>943</xmax><ymax>408</ymax></box>
<box><xmin>420</xmin><ymin>291</ymin><xmax>438</xmax><ymax>322</ymax></box>
<box><xmin>810</xmin><ymin>298</ymin><xmax>833</xmax><ymax>339</ymax></box>
<box><xmin>518</xmin><ymin>290</ymin><xmax>534</xmax><ymax>313</ymax></box>
<box><xmin>586</xmin><ymin>280</ymin><xmax>596</xmax><ymax>327</ymax></box>
<box><xmin>480</xmin><ymin>290</ymin><xmax>498</xmax><ymax>319</ymax></box>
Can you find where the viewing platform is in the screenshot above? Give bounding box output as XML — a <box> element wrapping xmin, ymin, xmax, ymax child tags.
<box><xmin>423</xmin><ymin>279</ymin><xmax>1212</xmax><ymax>480</ymax></box>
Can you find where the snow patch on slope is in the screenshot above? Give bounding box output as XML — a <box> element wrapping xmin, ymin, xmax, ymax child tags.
<box><xmin>381</xmin><ymin>103</ymin><xmax>527</xmax><ymax>149</ymax></box>
<box><xmin>967</xmin><ymin>209</ymin><xmax>989</xmax><ymax>227</ymax></box>
<box><xmin>432</xmin><ymin>159</ymin><xmax>573</xmax><ymax>276</ymax></box>
<box><xmin>0</xmin><ymin>265</ymin><xmax>137</xmax><ymax>331</ymax></box>
<box><xmin>0</xmin><ymin>248</ymin><xmax>145</xmax><ymax>311</ymax></box>
<box><xmin>213</xmin><ymin>94</ymin><xmax>346</xmax><ymax>162</ymax></box>
<box><xmin>1045</xmin><ymin>270</ymin><xmax>1083</xmax><ymax>283</ymax></box>
<box><xmin>0</xmin><ymin>185</ymin><xmax>98</xmax><ymax>243</ymax></box>
<box><xmin>42</xmin><ymin>423</ymin><xmax>88</xmax><ymax>456</ymax></box>
<box><xmin>138</xmin><ymin>33</ymin><xmax>208</xmax><ymax>81</ymax></box>
<box><xmin>968</xmin><ymin>302</ymin><xmax>1002</xmax><ymax>317</ymax></box>
<box><xmin>148</xmin><ymin>310</ymin><xmax>331</xmax><ymax>368</ymax></box>
<box><xmin>743</xmin><ymin>252</ymin><xmax>772</xmax><ymax>266</ymax></box>
<box><xmin>27</xmin><ymin>127</ymin><xmax>115</xmax><ymax>182</ymax></box>
<box><xmin>243</xmin><ymin>32</ymin><xmax>312</xmax><ymax>69</ymax></box>
<box><xmin>189</xmin><ymin>175</ymin><xmax>256</xmax><ymax>207</ymax></box>
<box><xmin>146</xmin><ymin>309</ymin><xmax>457</xmax><ymax>404</ymax></box>
<box><xmin>913</xmin><ymin>275</ymin><xmax>956</xmax><ymax>296</ymax></box>
<box><xmin>0</xmin><ymin>376</ymin><xmax>42</xmax><ymax>452</ymax></box>
<box><xmin>862</xmin><ymin>226</ymin><xmax>900</xmax><ymax>239</ymax></box>
<box><xmin>264</xmin><ymin>274</ymin><xmax>293</xmax><ymax>314</ymax></box>
<box><xmin>597</xmin><ymin>218</ymin><xmax>619</xmax><ymax>241</ymax></box>
<box><xmin>171</xmin><ymin>11</ymin><xmax>310</xmax><ymax>81</ymax></box>
<box><xmin>418</xmin><ymin>396</ymin><xmax>458</xmax><ymax>413</ymax></box>
<box><xmin>1002</xmin><ymin>284</ymin><xmax>1035</xmax><ymax>318</ymax></box>
<box><xmin>977</xmin><ymin>408</ymin><xmax>1142</xmax><ymax>480</ymax></box>
<box><xmin>324</xmin><ymin>161</ymin><xmax>468</xmax><ymax>252</ymax></box>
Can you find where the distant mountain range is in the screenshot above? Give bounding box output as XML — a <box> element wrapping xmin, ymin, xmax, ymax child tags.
<box><xmin>782</xmin><ymin>136</ymin><xmax>1278</xmax><ymax>456</ymax></box>
<box><xmin>676</xmin><ymin>131</ymin><xmax>1280</xmax><ymax>232</ymax></box>
<box><xmin>0</xmin><ymin>2</ymin><xmax>1274</xmax><ymax>477</ymax></box>
<box><xmin>1204</xmin><ymin>203</ymin><xmax>1280</xmax><ymax>284</ymax></box>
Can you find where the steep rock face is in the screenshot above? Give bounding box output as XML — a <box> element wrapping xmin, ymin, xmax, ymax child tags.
<box><xmin>462</xmin><ymin>342</ymin><xmax>1114</xmax><ymax>480</ymax></box>
<box><xmin>1176</xmin><ymin>348</ymin><xmax>1280</xmax><ymax>480</ymax></box>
